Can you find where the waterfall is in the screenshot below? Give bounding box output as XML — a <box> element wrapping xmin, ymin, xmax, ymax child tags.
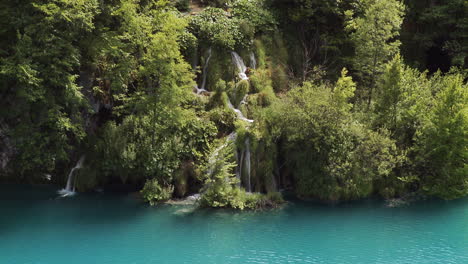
<box><xmin>231</xmin><ymin>52</ymin><xmax>249</xmax><ymax>80</ymax></box>
<box><xmin>200</xmin><ymin>48</ymin><xmax>212</xmax><ymax>90</ymax></box>
<box><xmin>208</xmin><ymin>133</ymin><xmax>237</xmax><ymax>171</ymax></box>
<box><xmin>194</xmin><ymin>48</ymin><xmax>212</xmax><ymax>95</ymax></box>
<box><xmin>244</xmin><ymin>138</ymin><xmax>251</xmax><ymax>192</ymax></box>
<box><xmin>227</xmin><ymin>97</ymin><xmax>253</xmax><ymax>123</ymax></box>
<box><xmin>250</xmin><ymin>52</ymin><xmax>256</xmax><ymax>69</ymax></box>
<box><xmin>58</xmin><ymin>156</ymin><xmax>85</xmax><ymax>197</ymax></box>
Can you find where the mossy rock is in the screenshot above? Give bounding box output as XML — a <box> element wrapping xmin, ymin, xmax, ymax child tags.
<box><xmin>208</xmin><ymin>106</ymin><xmax>237</xmax><ymax>135</ymax></box>
<box><xmin>228</xmin><ymin>79</ymin><xmax>250</xmax><ymax>107</ymax></box>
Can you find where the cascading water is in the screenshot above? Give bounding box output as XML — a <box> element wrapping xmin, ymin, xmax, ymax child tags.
<box><xmin>227</xmin><ymin>97</ymin><xmax>253</xmax><ymax>123</ymax></box>
<box><xmin>250</xmin><ymin>52</ymin><xmax>256</xmax><ymax>69</ymax></box>
<box><xmin>58</xmin><ymin>156</ymin><xmax>85</xmax><ymax>197</ymax></box>
<box><xmin>194</xmin><ymin>48</ymin><xmax>212</xmax><ymax>95</ymax></box>
<box><xmin>231</xmin><ymin>52</ymin><xmax>249</xmax><ymax>80</ymax></box>
<box><xmin>203</xmin><ymin>51</ymin><xmax>256</xmax><ymax>192</ymax></box>
<box><xmin>200</xmin><ymin>48</ymin><xmax>212</xmax><ymax>91</ymax></box>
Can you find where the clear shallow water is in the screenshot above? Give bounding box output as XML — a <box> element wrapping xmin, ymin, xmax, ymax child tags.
<box><xmin>0</xmin><ymin>185</ymin><xmax>467</xmax><ymax>264</ymax></box>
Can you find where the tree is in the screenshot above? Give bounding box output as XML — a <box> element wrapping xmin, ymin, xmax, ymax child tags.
<box><xmin>199</xmin><ymin>140</ymin><xmax>247</xmax><ymax>209</ymax></box>
<box><xmin>401</xmin><ymin>0</ymin><xmax>467</xmax><ymax>71</ymax></box>
<box><xmin>345</xmin><ymin>0</ymin><xmax>405</xmax><ymax>105</ymax></box>
<box><xmin>0</xmin><ymin>0</ymin><xmax>98</xmax><ymax>177</ymax></box>
<box><xmin>415</xmin><ymin>71</ymin><xmax>467</xmax><ymax>199</ymax></box>
<box><xmin>266</xmin><ymin>80</ymin><xmax>399</xmax><ymax>201</ymax></box>
<box><xmin>374</xmin><ymin>54</ymin><xmax>433</xmax><ymax>147</ymax></box>
<box><xmin>269</xmin><ymin>0</ymin><xmax>358</xmax><ymax>80</ymax></box>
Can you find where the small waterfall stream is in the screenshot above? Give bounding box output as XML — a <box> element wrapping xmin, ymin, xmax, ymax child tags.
<box><xmin>58</xmin><ymin>156</ymin><xmax>85</xmax><ymax>197</ymax></box>
<box><xmin>231</xmin><ymin>52</ymin><xmax>249</xmax><ymax>80</ymax></box>
<box><xmin>200</xmin><ymin>48</ymin><xmax>212</xmax><ymax>91</ymax></box>
<box><xmin>203</xmin><ymin>50</ymin><xmax>256</xmax><ymax>192</ymax></box>
<box><xmin>195</xmin><ymin>48</ymin><xmax>212</xmax><ymax>95</ymax></box>
<box><xmin>227</xmin><ymin>97</ymin><xmax>253</xmax><ymax>123</ymax></box>
<box><xmin>250</xmin><ymin>52</ymin><xmax>256</xmax><ymax>70</ymax></box>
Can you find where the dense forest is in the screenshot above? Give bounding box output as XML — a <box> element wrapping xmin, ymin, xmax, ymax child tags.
<box><xmin>0</xmin><ymin>0</ymin><xmax>466</xmax><ymax>209</ymax></box>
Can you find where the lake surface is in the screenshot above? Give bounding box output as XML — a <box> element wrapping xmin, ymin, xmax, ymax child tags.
<box><xmin>0</xmin><ymin>184</ymin><xmax>467</xmax><ymax>264</ymax></box>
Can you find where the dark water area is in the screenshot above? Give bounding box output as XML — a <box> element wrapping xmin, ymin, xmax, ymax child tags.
<box><xmin>1</xmin><ymin>184</ymin><xmax>467</xmax><ymax>264</ymax></box>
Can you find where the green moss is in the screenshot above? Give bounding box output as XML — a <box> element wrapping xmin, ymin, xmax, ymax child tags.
<box><xmin>244</xmin><ymin>192</ymin><xmax>285</xmax><ymax>209</ymax></box>
<box><xmin>271</xmin><ymin>65</ymin><xmax>289</xmax><ymax>92</ymax></box>
<box><xmin>253</xmin><ymin>39</ymin><xmax>267</xmax><ymax>68</ymax></box>
<box><xmin>208</xmin><ymin>106</ymin><xmax>237</xmax><ymax>135</ymax></box>
<box><xmin>206</xmin><ymin>50</ymin><xmax>237</xmax><ymax>90</ymax></box>
<box><xmin>228</xmin><ymin>79</ymin><xmax>250</xmax><ymax>107</ymax></box>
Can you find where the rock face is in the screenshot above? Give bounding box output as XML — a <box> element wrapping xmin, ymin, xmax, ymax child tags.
<box><xmin>0</xmin><ymin>122</ymin><xmax>15</xmax><ymax>176</ymax></box>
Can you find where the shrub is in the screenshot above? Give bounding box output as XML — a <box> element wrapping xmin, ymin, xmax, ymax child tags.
<box><xmin>189</xmin><ymin>8</ymin><xmax>244</xmax><ymax>49</ymax></box>
<box><xmin>141</xmin><ymin>179</ymin><xmax>174</xmax><ymax>206</ymax></box>
<box><xmin>199</xmin><ymin>141</ymin><xmax>246</xmax><ymax>209</ymax></box>
<box><xmin>174</xmin><ymin>0</ymin><xmax>190</xmax><ymax>11</ymax></box>
<box><xmin>266</xmin><ymin>81</ymin><xmax>401</xmax><ymax>201</ymax></box>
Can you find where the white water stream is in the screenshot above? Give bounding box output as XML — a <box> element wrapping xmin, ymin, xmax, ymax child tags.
<box><xmin>58</xmin><ymin>156</ymin><xmax>85</xmax><ymax>197</ymax></box>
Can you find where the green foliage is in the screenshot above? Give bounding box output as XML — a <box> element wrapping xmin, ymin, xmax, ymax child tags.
<box><xmin>199</xmin><ymin>138</ymin><xmax>284</xmax><ymax>209</ymax></box>
<box><xmin>200</xmin><ymin>0</ymin><xmax>231</xmax><ymax>8</ymax></box>
<box><xmin>374</xmin><ymin>55</ymin><xmax>433</xmax><ymax>145</ymax></box>
<box><xmin>415</xmin><ymin>71</ymin><xmax>468</xmax><ymax>199</ymax></box>
<box><xmin>345</xmin><ymin>0</ymin><xmax>405</xmax><ymax>102</ymax></box>
<box><xmin>249</xmin><ymin>69</ymin><xmax>276</xmax><ymax>107</ymax></box>
<box><xmin>174</xmin><ymin>0</ymin><xmax>190</xmax><ymax>12</ymax></box>
<box><xmin>1</xmin><ymin>0</ymin><xmax>466</xmax><ymax>203</ymax></box>
<box><xmin>333</xmin><ymin>68</ymin><xmax>356</xmax><ymax>112</ymax></box>
<box><xmin>141</xmin><ymin>179</ymin><xmax>174</xmax><ymax>206</ymax></box>
<box><xmin>265</xmin><ymin>81</ymin><xmax>400</xmax><ymax>201</ymax></box>
<box><xmin>189</xmin><ymin>1</ymin><xmax>276</xmax><ymax>49</ymax></box>
<box><xmin>1</xmin><ymin>0</ymin><xmax>196</xmax><ymax>182</ymax></box>
<box><xmin>269</xmin><ymin>0</ymin><xmax>356</xmax><ymax>79</ymax></box>
<box><xmin>189</xmin><ymin>8</ymin><xmax>244</xmax><ymax>49</ymax></box>
<box><xmin>96</xmin><ymin>108</ymin><xmax>216</xmax><ymax>185</ymax></box>
<box><xmin>199</xmin><ymin>140</ymin><xmax>246</xmax><ymax>209</ymax></box>
<box><xmin>231</xmin><ymin>0</ymin><xmax>277</xmax><ymax>34</ymax></box>
<box><xmin>401</xmin><ymin>0</ymin><xmax>467</xmax><ymax>70</ymax></box>
<box><xmin>228</xmin><ymin>79</ymin><xmax>250</xmax><ymax>107</ymax></box>
<box><xmin>1</xmin><ymin>0</ymin><xmax>97</xmax><ymax>176</ymax></box>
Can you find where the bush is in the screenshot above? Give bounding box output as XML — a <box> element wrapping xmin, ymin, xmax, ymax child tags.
<box><xmin>95</xmin><ymin>108</ymin><xmax>216</xmax><ymax>186</ymax></box>
<box><xmin>208</xmin><ymin>107</ymin><xmax>237</xmax><ymax>135</ymax></box>
<box><xmin>200</xmin><ymin>0</ymin><xmax>230</xmax><ymax>8</ymax></box>
<box><xmin>189</xmin><ymin>8</ymin><xmax>244</xmax><ymax>49</ymax></box>
<box><xmin>266</xmin><ymin>81</ymin><xmax>401</xmax><ymax>201</ymax></box>
<box><xmin>198</xmin><ymin>140</ymin><xmax>284</xmax><ymax>210</ymax></box>
<box><xmin>174</xmin><ymin>0</ymin><xmax>190</xmax><ymax>11</ymax></box>
<box><xmin>141</xmin><ymin>179</ymin><xmax>174</xmax><ymax>205</ymax></box>
<box><xmin>199</xmin><ymin>141</ymin><xmax>246</xmax><ymax>208</ymax></box>
<box><xmin>245</xmin><ymin>192</ymin><xmax>285</xmax><ymax>209</ymax></box>
<box><xmin>231</xmin><ymin>0</ymin><xmax>277</xmax><ymax>34</ymax></box>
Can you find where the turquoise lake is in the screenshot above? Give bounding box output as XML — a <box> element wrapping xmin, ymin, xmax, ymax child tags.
<box><xmin>0</xmin><ymin>185</ymin><xmax>467</xmax><ymax>264</ymax></box>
